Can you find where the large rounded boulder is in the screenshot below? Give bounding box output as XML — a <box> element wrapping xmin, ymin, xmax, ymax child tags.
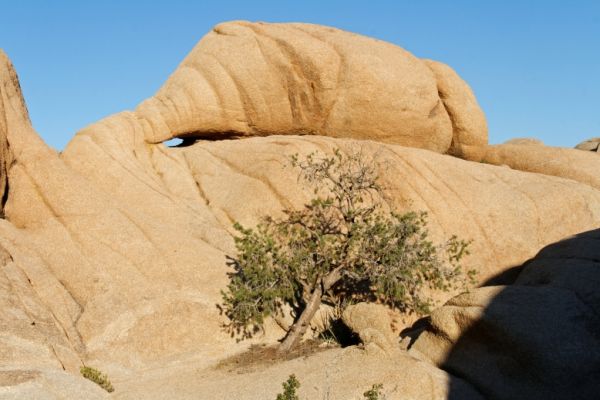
<box><xmin>133</xmin><ymin>21</ymin><xmax>488</xmax><ymax>155</ymax></box>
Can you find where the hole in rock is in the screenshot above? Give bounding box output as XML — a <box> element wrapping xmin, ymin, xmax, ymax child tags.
<box><xmin>163</xmin><ymin>131</ymin><xmax>250</xmax><ymax>146</ymax></box>
<box><xmin>319</xmin><ymin>318</ymin><xmax>361</xmax><ymax>348</ymax></box>
<box><xmin>163</xmin><ymin>138</ymin><xmax>184</xmax><ymax>147</ymax></box>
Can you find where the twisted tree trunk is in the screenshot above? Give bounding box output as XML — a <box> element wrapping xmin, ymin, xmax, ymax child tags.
<box><xmin>278</xmin><ymin>285</ymin><xmax>323</xmax><ymax>353</ymax></box>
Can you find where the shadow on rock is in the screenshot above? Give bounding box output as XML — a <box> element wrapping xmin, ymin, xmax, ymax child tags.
<box><xmin>408</xmin><ymin>228</ymin><xmax>600</xmax><ymax>400</ymax></box>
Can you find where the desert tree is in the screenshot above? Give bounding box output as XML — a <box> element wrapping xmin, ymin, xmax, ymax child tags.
<box><xmin>221</xmin><ymin>148</ymin><xmax>474</xmax><ymax>352</ymax></box>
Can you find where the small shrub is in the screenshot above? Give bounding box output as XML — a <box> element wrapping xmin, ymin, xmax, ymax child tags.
<box><xmin>80</xmin><ymin>366</ymin><xmax>114</xmax><ymax>393</ymax></box>
<box><xmin>273</xmin><ymin>375</ymin><xmax>385</xmax><ymax>399</ymax></box>
<box><xmin>363</xmin><ymin>383</ymin><xmax>384</xmax><ymax>400</ymax></box>
<box><xmin>276</xmin><ymin>374</ymin><xmax>300</xmax><ymax>400</ymax></box>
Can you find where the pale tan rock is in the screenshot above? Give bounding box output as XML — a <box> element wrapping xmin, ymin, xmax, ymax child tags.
<box><xmin>479</xmin><ymin>143</ymin><xmax>600</xmax><ymax>190</ymax></box>
<box><xmin>54</xmin><ymin>128</ymin><xmax>600</xmax><ymax>371</ymax></box>
<box><xmin>0</xmin><ymin>368</ymin><xmax>110</xmax><ymax>399</ymax></box>
<box><xmin>111</xmin><ymin>346</ymin><xmax>483</xmax><ymax>400</ymax></box>
<box><xmin>504</xmin><ymin>137</ymin><xmax>544</xmax><ymax>146</ymax></box>
<box><xmin>342</xmin><ymin>302</ymin><xmax>397</xmax><ymax>353</ymax></box>
<box><xmin>575</xmin><ymin>137</ymin><xmax>600</xmax><ymax>152</ymax></box>
<box><xmin>132</xmin><ymin>21</ymin><xmax>487</xmax><ymax>154</ymax></box>
<box><xmin>0</xmin><ymin>51</ymin><xmax>85</xmax><ymax>378</ymax></box>
<box><xmin>423</xmin><ymin>59</ymin><xmax>488</xmax><ymax>159</ymax></box>
<box><xmin>0</xmin><ymin>50</ymin><xmax>27</xmax><ymax>216</ymax></box>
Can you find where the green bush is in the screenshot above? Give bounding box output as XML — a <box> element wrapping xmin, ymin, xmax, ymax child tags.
<box><xmin>276</xmin><ymin>374</ymin><xmax>300</xmax><ymax>400</ymax></box>
<box><xmin>363</xmin><ymin>383</ymin><xmax>384</xmax><ymax>400</ymax></box>
<box><xmin>222</xmin><ymin>149</ymin><xmax>475</xmax><ymax>352</ymax></box>
<box><xmin>80</xmin><ymin>366</ymin><xmax>114</xmax><ymax>393</ymax></box>
<box><xmin>274</xmin><ymin>375</ymin><xmax>385</xmax><ymax>399</ymax></box>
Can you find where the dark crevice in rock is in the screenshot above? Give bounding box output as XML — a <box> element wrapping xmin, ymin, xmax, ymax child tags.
<box><xmin>0</xmin><ymin>176</ymin><xmax>8</xmax><ymax>218</ymax></box>
<box><xmin>162</xmin><ymin>131</ymin><xmax>244</xmax><ymax>146</ymax></box>
<box><xmin>319</xmin><ymin>318</ymin><xmax>360</xmax><ymax>348</ymax></box>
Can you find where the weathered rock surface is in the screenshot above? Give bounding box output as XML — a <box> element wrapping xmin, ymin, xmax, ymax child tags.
<box><xmin>111</xmin><ymin>346</ymin><xmax>484</xmax><ymax>400</ymax></box>
<box><xmin>410</xmin><ymin>228</ymin><xmax>600</xmax><ymax>400</ymax></box>
<box><xmin>53</xmin><ymin>128</ymin><xmax>600</xmax><ymax>369</ymax></box>
<box><xmin>423</xmin><ymin>59</ymin><xmax>488</xmax><ymax>159</ymax></box>
<box><xmin>342</xmin><ymin>302</ymin><xmax>397</xmax><ymax>353</ymax></box>
<box><xmin>1</xmin><ymin>21</ymin><xmax>599</xmax><ymax>400</ymax></box>
<box><xmin>503</xmin><ymin>137</ymin><xmax>544</xmax><ymax>146</ymax></box>
<box><xmin>575</xmin><ymin>137</ymin><xmax>600</xmax><ymax>152</ymax></box>
<box><xmin>133</xmin><ymin>21</ymin><xmax>488</xmax><ymax>154</ymax></box>
<box><xmin>478</xmin><ymin>143</ymin><xmax>600</xmax><ymax>190</ymax></box>
<box><xmin>0</xmin><ymin>368</ymin><xmax>109</xmax><ymax>400</ymax></box>
<box><xmin>0</xmin><ymin>50</ymin><xmax>86</xmax><ymax>380</ymax></box>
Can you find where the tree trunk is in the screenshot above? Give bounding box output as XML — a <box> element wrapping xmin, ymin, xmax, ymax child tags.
<box><xmin>278</xmin><ymin>285</ymin><xmax>323</xmax><ymax>353</ymax></box>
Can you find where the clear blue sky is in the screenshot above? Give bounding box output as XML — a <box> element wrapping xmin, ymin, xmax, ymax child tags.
<box><xmin>1</xmin><ymin>0</ymin><xmax>598</xmax><ymax>150</ymax></box>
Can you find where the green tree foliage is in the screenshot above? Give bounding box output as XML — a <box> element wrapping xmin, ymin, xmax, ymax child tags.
<box><xmin>221</xmin><ymin>149</ymin><xmax>475</xmax><ymax>352</ymax></box>
<box><xmin>275</xmin><ymin>375</ymin><xmax>300</xmax><ymax>400</ymax></box>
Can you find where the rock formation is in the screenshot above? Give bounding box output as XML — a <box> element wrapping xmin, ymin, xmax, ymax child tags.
<box><xmin>478</xmin><ymin>143</ymin><xmax>600</xmax><ymax>190</ymax></box>
<box><xmin>576</xmin><ymin>137</ymin><xmax>600</xmax><ymax>152</ymax></box>
<box><xmin>0</xmin><ymin>21</ymin><xmax>598</xmax><ymax>399</ymax></box>
<box><xmin>503</xmin><ymin>137</ymin><xmax>544</xmax><ymax>146</ymax></box>
<box><xmin>342</xmin><ymin>302</ymin><xmax>398</xmax><ymax>353</ymax></box>
<box><xmin>410</xmin><ymin>228</ymin><xmax>600</xmax><ymax>399</ymax></box>
<box><xmin>132</xmin><ymin>21</ymin><xmax>488</xmax><ymax>155</ymax></box>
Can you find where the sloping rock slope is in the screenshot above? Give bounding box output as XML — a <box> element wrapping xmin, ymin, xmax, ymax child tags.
<box><xmin>478</xmin><ymin>142</ymin><xmax>600</xmax><ymax>191</ymax></box>
<box><xmin>0</xmin><ymin>22</ymin><xmax>599</xmax><ymax>399</ymax></box>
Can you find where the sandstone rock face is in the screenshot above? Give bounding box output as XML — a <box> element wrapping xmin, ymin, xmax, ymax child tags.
<box><xmin>0</xmin><ymin>50</ymin><xmax>26</xmax><ymax>216</ymax></box>
<box><xmin>503</xmin><ymin>137</ymin><xmax>544</xmax><ymax>146</ymax></box>
<box><xmin>0</xmin><ymin>368</ymin><xmax>109</xmax><ymax>400</ymax></box>
<box><xmin>132</xmin><ymin>21</ymin><xmax>487</xmax><ymax>154</ymax></box>
<box><xmin>410</xmin><ymin>228</ymin><xmax>600</xmax><ymax>400</ymax></box>
<box><xmin>0</xmin><ymin>50</ymin><xmax>85</xmax><ymax>379</ymax></box>
<box><xmin>0</xmin><ymin>22</ymin><xmax>599</xmax><ymax>399</ymax></box>
<box><xmin>342</xmin><ymin>302</ymin><xmax>397</xmax><ymax>353</ymax></box>
<box><xmin>478</xmin><ymin>143</ymin><xmax>600</xmax><ymax>190</ymax></box>
<box><xmin>423</xmin><ymin>60</ymin><xmax>488</xmax><ymax>159</ymax></box>
<box><xmin>575</xmin><ymin>137</ymin><xmax>600</xmax><ymax>152</ymax></box>
<box><xmin>113</xmin><ymin>346</ymin><xmax>484</xmax><ymax>400</ymax></box>
<box><xmin>58</xmin><ymin>128</ymin><xmax>600</xmax><ymax>365</ymax></box>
